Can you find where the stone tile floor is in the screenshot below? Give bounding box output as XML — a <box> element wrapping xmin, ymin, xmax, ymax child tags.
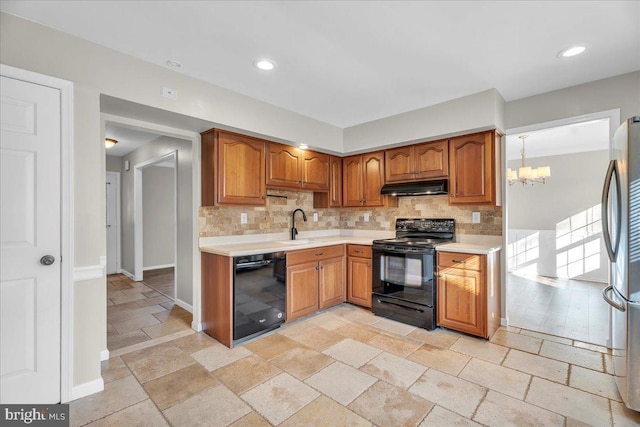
<box><xmin>107</xmin><ymin>274</ymin><xmax>192</xmax><ymax>351</ymax></box>
<box><xmin>507</xmin><ymin>273</ymin><xmax>608</xmax><ymax>346</ymax></box>
<box><xmin>72</xmin><ymin>302</ymin><xmax>640</xmax><ymax>426</ymax></box>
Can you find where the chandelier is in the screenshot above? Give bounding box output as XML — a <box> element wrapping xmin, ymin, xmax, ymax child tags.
<box><xmin>507</xmin><ymin>135</ymin><xmax>550</xmax><ymax>186</ymax></box>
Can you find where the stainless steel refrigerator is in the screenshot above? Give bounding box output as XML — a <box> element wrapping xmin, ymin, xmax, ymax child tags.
<box><xmin>601</xmin><ymin>116</ymin><xmax>640</xmax><ymax>411</ymax></box>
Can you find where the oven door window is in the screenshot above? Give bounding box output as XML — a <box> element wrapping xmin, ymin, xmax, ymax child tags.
<box><xmin>380</xmin><ymin>254</ymin><xmax>427</xmax><ymax>287</ymax></box>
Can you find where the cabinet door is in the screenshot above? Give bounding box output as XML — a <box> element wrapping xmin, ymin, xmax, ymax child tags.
<box><xmin>318</xmin><ymin>256</ymin><xmax>345</xmax><ymax>309</ymax></box>
<box><xmin>266</xmin><ymin>142</ymin><xmax>302</xmax><ymax>190</ymax></box>
<box><xmin>286</xmin><ymin>262</ymin><xmax>319</xmax><ymax>321</ymax></box>
<box><xmin>449</xmin><ymin>131</ymin><xmax>494</xmax><ymax>204</ymax></box>
<box><xmin>415</xmin><ymin>140</ymin><xmax>449</xmax><ymax>179</ymax></box>
<box><xmin>301</xmin><ymin>151</ymin><xmax>330</xmax><ymax>191</ymax></box>
<box><xmin>362</xmin><ymin>151</ymin><xmax>385</xmax><ymax>207</ymax></box>
<box><xmin>385</xmin><ymin>146</ymin><xmax>415</xmax><ymax>183</ymax></box>
<box><xmin>347</xmin><ymin>256</ymin><xmax>372</xmax><ymax>308</ymax></box>
<box><xmin>437</xmin><ymin>267</ymin><xmax>486</xmax><ymax>337</ymax></box>
<box><xmin>217</xmin><ymin>131</ymin><xmax>266</xmax><ymax>205</ymax></box>
<box><xmin>329</xmin><ymin>156</ymin><xmax>343</xmax><ymax>207</ymax></box>
<box><xmin>343</xmin><ymin>155</ymin><xmax>364</xmax><ymax>206</ymax></box>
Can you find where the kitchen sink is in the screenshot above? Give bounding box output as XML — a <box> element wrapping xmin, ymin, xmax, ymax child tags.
<box><xmin>278</xmin><ymin>239</ymin><xmax>313</xmax><ymax>245</ymax></box>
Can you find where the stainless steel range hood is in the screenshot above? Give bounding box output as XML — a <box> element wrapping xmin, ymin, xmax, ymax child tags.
<box><xmin>380</xmin><ymin>179</ymin><xmax>448</xmax><ymax>196</ymax></box>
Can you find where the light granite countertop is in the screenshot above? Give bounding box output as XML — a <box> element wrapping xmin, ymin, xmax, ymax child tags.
<box><xmin>200</xmin><ymin>230</ymin><xmax>502</xmax><ymax>257</ymax></box>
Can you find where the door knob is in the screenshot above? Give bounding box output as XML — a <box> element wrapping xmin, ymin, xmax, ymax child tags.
<box><xmin>40</xmin><ymin>255</ymin><xmax>55</xmax><ymax>266</ymax></box>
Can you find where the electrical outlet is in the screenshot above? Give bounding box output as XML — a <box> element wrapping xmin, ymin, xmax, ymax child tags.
<box><xmin>472</xmin><ymin>211</ymin><xmax>481</xmax><ymax>223</ymax></box>
<box><xmin>313</xmin><ymin>213</ymin><xmax>318</xmax><ymax>222</ymax></box>
<box><xmin>162</xmin><ymin>87</ymin><xmax>177</xmax><ymax>99</ymax></box>
<box><xmin>240</xmin><ymin>213</ymin><xmax>248</xmax><ymax>224</ymax></box>
<box><xmin>364</xmin><ymin>212</ymin><xmax>370</xmax><ymax>222</ymax></box>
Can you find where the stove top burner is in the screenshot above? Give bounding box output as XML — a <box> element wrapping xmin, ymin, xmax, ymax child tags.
<box><xmin>373</xmin><ymin>218</ymin><xmax>455</xmax><ymax>249</ymax></box>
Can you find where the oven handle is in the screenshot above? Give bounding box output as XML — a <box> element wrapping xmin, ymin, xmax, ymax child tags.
<box><xmin>376</xmin><ymin>299</ymin><xmax>425</xmax><ymax>313</ymax></box>
<box><xmin>372</xmin><ymin>246</ymin><xmax>433</xmax><ymax>255</ymax></box>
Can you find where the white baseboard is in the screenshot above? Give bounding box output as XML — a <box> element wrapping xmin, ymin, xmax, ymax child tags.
<box><xmin>73</xmin><ymin>265</ymin><xmax>104</xmax><ymax>282</ymax></box>
<box><xmin>120</xmin><ymin>269</ymin><xmax>135</xmax><ymax>280</ymax></box>
<box><xmin>143</xmin><ymin>264</ymin><xmax>175</xmax><ymax>271</ymax></box>
<box><xmin>100</xmin><ymin>349</ymin><xmax>109</xmax><ymax>361</ymax></box>
<box><xmin>500</xmin><ymin>317</ymin><xmax>509</xmax><ymax>326</ymax></box>
<box><xmin>175</xmin><ymin>298</ymin><xmax>193</xmax><ymax>313</ymax></box>
<box><xmin>72</xmin><ymin>377</ymin><xmax>104</xmax><ymax>401</ymax></box>
<box><xmin>192</xmin><ymin>321</ymin><xmax>203</xmax><ymax>332</ymax></box>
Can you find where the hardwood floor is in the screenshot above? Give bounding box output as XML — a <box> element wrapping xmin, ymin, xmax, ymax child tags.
<box><xmin>507</xmin><ymin>273</ymin><xmax>608</xmax><ymax>346</ymax></box>
<box><xmin>143</xmin><ymin>267</ymin><xmax>175</xmax><ymax>299</ymax></box>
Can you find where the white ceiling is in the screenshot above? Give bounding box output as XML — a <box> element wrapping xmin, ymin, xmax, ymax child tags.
<box><xmin>505</xmin><ymin>118</ymin><xmax>609</xmax><ymax>160</ymax></box>
<box><xmin>104</xmin><ymin>123</ymin><xmax>160</xmax><ymax>157</ymax></box>
<box><xmin>2</xmin><ymin>1</ymin><xmax>639</xmax><ymax>128</ymax></box>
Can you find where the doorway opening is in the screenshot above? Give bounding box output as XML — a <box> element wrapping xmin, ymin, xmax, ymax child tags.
<box><xmin>104</xmin><ymin>120</ymin><xmax>196</xmax><ymax>352</ymax></box>
<box><xmin>505</xmin><ymin>111</ymin><xmax>618</xmax><ymax>346</ymax></box>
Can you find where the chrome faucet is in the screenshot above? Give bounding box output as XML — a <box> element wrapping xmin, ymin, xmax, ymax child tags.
<box><xmin>291</xmin><ymin>208</ymin><xmax>307</xmax><ymax>240</ymax></box>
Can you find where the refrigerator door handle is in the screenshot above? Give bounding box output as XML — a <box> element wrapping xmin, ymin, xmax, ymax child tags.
<box><xmin>602</xmin><ymin>285</ymin><xmax>626</xmax><ymax>312</ymax></box>
<box><xmin>601</xmin><ymin>160</ymin><xmax>621</xmax><ymax>261</ymax></box>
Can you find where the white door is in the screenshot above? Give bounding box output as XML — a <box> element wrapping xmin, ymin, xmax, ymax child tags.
<box><xmin>106</xmin><ymin>172</ymin><xmax>119</xmax><ymax>275</ymax></box>
<box><xmin>0</xmin><ymin>76</ymin><xmax>61</xmax><ymax>403</ymax></box>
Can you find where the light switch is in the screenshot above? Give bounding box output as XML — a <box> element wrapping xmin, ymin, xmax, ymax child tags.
<box><xmin>472</xmin><ymin>211</ymin><xmax>481</xmax><ymax>223</ymax></box>
<box><xmin>313</xmin><ymin>212</ymin><xmax>318</xmax><ymax>222</ymax></box>
<box><xmin>240</xmin><ymin>213</ymin><xmax>248</xmax><ymax>224</ymax></box>
<box><xmin>364</xmin><ymin>213</ymin><xmax>370</xmax><ymax>222</ymax></box>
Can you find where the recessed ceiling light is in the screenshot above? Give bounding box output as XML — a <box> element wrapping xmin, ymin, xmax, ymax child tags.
<box><xmin>166</xmin><ymin>59</ymin><xmax>182</xmax><ymax>68</ymax></box>
<box><xmin>558</xmin><ymin>46</ymin><xmax>586</xmax><ymax>58</ymax></box>
<box><xmin>254</xmin><ymin>59</ymin><xmax>276</xmax><ymax>71</ymax></box>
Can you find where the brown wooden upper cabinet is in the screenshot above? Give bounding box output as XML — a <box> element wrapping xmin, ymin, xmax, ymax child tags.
<box><xmin>313</xmin><ymin>155</ymin><xmax>342</xmax><ymax>208</ymax></box>
<box><xmin>449</xmin><ymin>130</ymin><xmax>496</xmax><ymax>205</ymax></box>
<box><xmin>201</xmin><ymin>129</ymin><xmax>266</xmax><ymax>206</ymax></box>
<box><xmin>266</xmin><ymin>142</ymin><xmax>330</xmax><ymax>191</ymax></box>
<box><xmin>343</xmin><ymin>151</ymin><xmax>397</xmax><ymax>207</ymax></box>
<box><xmin>385</xmin><ymin>140</ymin><xmax>449</xmax><ymax>183</ymax></box>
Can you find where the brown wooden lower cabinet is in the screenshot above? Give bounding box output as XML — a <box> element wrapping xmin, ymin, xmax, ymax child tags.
<box><xmin>201</xmin><ymin>252</ymin><xmax>233</xmax><ymax>347</ymax></box>
<box><xmin>286</xmin><ymin>245</ymin><xmax>346</xmax><ymax>322</ymax></box>
<box><xmin>437</xmin><ymin>251</ymin><xmax>501</xmax><ymax>339</ymax></box>
<box><xmin>347</xmin><ymin>245</ymin><xmax>372</xmax><ymax>308</ymax></box>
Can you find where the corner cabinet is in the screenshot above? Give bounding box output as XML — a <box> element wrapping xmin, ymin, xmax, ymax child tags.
<box><xmin>448</xmin><ymin>131</ymin><xmax>498</xmax><ymax>205</ymax></box>
<box><xmin>437</xmin><ymin>251</ymin><xmax>501</xmax><ymax>339</ymax></box>
<box><xmin>201</xmin><ymin>129</ymin><xmax>266</xmax><ymax>206</ymax></box>
<box><xmin>266</xmin><ymin>142</ymin><xmax>329</xmax><ymax>191</ymax></box>
<box><xmin>343</xmin><ymin>151</ymin><xmax>397</xmax><ymax>207</ymax></box>
<box><xmin>346</xmin><ymin>245</ymin><xmax>372</xmax><ymax>308</ymax></box>
<box><xmin>385</xmin><ymin>140</ymin><xmax>449</xmax><ymax>183</ymax></box>
<box><xmin>286</xmin><ymin>245</ymin><xmax>345</xmax><ymax>321</ymax></box>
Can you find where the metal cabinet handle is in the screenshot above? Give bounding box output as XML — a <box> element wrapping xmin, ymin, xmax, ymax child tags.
<box><xmin>40</xmin><ymin>255</ymin><xmax>55</xmax><ymax>266</ymax></box>
<box><xmin>316</xmin><ymin>252</ymin><xmax>323</xmax><ymax>256</ymax></box>
<box><xmin>602</xmin><ymin>285</ymin><xmax>626</xmax><ymax>312</ymax></box>
<box><xmin>452</xmin><ymin>259</ymin><xmax>466</xmax><ymax>263</ymax></box>
<box><xmin>354</xmin><ymin>249</ymin><xmax>363</xmax><ymax>253</ymax></box>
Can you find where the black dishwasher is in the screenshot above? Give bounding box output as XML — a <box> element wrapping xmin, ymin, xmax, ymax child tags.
<box><xmin>234</xmin><ymin>252</ymin><xmax>286</xmax><ymax>342</ymax></box>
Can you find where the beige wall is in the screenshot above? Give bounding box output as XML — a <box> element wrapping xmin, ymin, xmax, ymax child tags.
<box><xmin>343</xmin><ymin>89</ymin><xmax>505</xmax><ymax>153</ymax></box>
<box><xmin>200</xmin><ymin>191</ymin><xmax>502</xmax><ymax>238</ymax></box>
<box><xmin>505</xmin><ymin>71</ymin><xmax>640</xmax><ymax>130</ymax></box>
<box><xmin>142</xmin><ymin>166</ymin><xmax>175</xmax><ymax>269</ymax></box>
<box><xmin>105</xmin><ymin>155</ymin><xmax>121</xmax><ymax>173</ymax></box>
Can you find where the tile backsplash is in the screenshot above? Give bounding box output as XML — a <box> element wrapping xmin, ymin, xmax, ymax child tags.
<box><xmin>200</xmin><ymin>190</ymin><xmax>502</xmax><ymax>237</ymax></box>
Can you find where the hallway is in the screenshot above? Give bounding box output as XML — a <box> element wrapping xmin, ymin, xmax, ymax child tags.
<box><xmin>107</xmin><ymin>273</ymin><xmax>191</xmax><ymax>351</ymax></box>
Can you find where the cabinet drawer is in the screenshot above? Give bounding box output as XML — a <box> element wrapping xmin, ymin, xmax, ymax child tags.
<box><xmin>438</xmin><ymin>252</ymin><xmax>483</xmax><ymax>271</ymax></box>
<box><xmin>347</xmin><ymin>245</ymin><xmax>371</xmax><ymax>258</ymax></box>
<box><xmin>287</xmin><ymin>245</ymin><xmax>345</xmax><ymax>265</ymax></box>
